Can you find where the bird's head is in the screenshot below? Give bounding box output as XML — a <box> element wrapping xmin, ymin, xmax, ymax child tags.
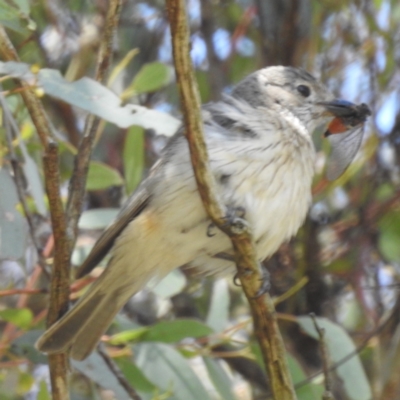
<box><xmin>231</xmin><ymin>66</ymin><xmax>359</xmax><ymax>135</ymax></box>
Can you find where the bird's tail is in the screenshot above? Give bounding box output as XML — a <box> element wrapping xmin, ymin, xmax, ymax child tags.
<box><xmin>35</xmin><ymin>264</ymin><xmax>152</xmax><ymax>360</ymax></box>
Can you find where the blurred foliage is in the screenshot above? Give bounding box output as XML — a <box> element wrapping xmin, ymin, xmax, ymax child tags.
<box><xmin>0</xmin><ymin>0</ymin><xmax>400</xmax><ymax>399</ymax></box>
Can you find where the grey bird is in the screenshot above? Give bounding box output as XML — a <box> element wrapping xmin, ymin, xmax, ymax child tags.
<box><xmin>36</xmin><ymin>66</ymin><xmax>368</xmax><ymax>360</ymax></box>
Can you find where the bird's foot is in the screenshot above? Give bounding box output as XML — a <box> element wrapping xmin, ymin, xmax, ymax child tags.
<box><xmin>207</xmin><ymin>205</ymin><xmax>247</xmax><ymax>237</ymax></box>
<box><xmin>254</xmin><ymin>267</ymin><xmax>270</xmax><ymax>297</ymax></box>
<box><xmin>223</xmin><ymin>205</ymin><xmax>248</xmax><ymax>235</ymax></box>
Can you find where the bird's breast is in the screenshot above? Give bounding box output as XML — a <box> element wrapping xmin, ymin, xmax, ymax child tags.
<box><xmin>221</xmin><ymin>138</ymin><xmax>315</xmax><ymax>261</ymax></box>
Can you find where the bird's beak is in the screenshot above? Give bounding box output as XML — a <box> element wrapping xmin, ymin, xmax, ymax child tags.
<box><xmin>320</xmin><ymin>99</ymin><xmax>359</xmax><ymax>118</ymax></box>
<box><xmin>319</xmin><ymin>100</ymin><xmax>371</xmax><ymax>136</ymax></box>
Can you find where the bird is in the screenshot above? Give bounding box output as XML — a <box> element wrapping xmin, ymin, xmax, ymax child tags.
<box><xmin>36</xmin><ymin>66</ymin><xmax>367</xmax><ymax>360</ymax></box>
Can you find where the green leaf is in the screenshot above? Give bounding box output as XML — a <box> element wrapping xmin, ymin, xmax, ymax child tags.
<box><xmin>297</xmin><ymin>316</ymin><xmax>372</xmax><ymax>400</ymax></box>
<box><xmin>0</xmin><ymin>308</ymin><xmax>33</xmax><ymax>329</ymax></box>
<box><xmin>78</xmin><ymin>208</ymin><xmax>119</xmax><ymax>230</ymax></box>
<box><xmin>115</xmin><ymin>356</ymin><xmax>157</xmax><ymax>393</ymax></box>
<box><xmin>0</xmin><ymin>62</ymin><xmax>181</xmax><ymax>135</ymax></box>
<box><xmin>87</xmin><ymin>161</ymin><xmax>124</xmax><ymax>191</ymax></box>
<box><xmin>287</xmin><ymin>354</ymin><xmax>324</xmax><ymax>400</ymax></box>
<box><xmin>12</xmin><ymin>0</ymin><xmax>30</xmax><ymax>15</ymax></box>
<box><xmin>11</xmin><ymin>330</ymin><xmax>48</xmax><ymax>364</ymax></box>
<box><xmin>203</xmin><ymin>357</ymin><xmax>236</xmax><ymax>400</ymax></box>
<box><xmin>123</xmin><ymin>126</ymin><xmax>144</xmax><ymax>194</ymax></box>
<box><xmin>206</xmin><ymin>278</ymin><xmax>230</xmax><ymax>333</ymax></box>
<box><xmin>0</xmin><ymin>0</ymin><xmax>28</xmax><ymax>33</ymax></box>
<box><xmin>37</xmin><ymin>380</ymin><xmax>51</xmax><ymax>400</ymax></box>
<box><xmin>72</xmin><ymin>352</ymin><xmax>140</xmax><ymax>399</ymax></box>
<box><xmin>17</xmin><ymin>372</ymin><xmax>34</xmax><ymax>394</ymax></box>
<box><xmin>378</xmin><ymin>210</ymin><xmax>400</xmax><ymax>262</ymax></box>
<box><xmin>135</xmin><ymin>342</ymin><xmax>212</xmax><ymax>400</ymax></box>
<box><xmin>131</xmin><ymin>62</ymin><xmax>171</xmax><ymax>95</ymax></box>
<box><xmin>22</xmin><ymin>153</ymin><xmax>46</xmax><ymax>215</ymax></box>
<box><xmin>0</xmin><ymin>168</ymin><xmax>28</xmax><ymax>259</ymax></box>
<box><xmin>142</xmin><ymin>319</ymin><xmax>213</xmax><ymax>343</ymax></box>
<box><xmin>109</xmin><ymin>327</ymin><xmax>149</xmax><ymax>345</ymax></box>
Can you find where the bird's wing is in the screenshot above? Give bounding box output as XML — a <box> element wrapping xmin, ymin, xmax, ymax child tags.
<box><xmin>75</xmin><ymin>186</ymin><xmax>151</xmax><ymax>279</ymax></box>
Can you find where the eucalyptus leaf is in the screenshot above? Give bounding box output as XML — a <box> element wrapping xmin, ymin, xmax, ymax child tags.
<box><xmin>0</xmin><ymin>308</ymin><xmax>33</xmax><ymax>329</ymax></box>
<box><xmin>87</xmin><ymin>161</ymin><xmax>124</xmax><ymax>191</ymax></box>
<box><xmin>135</xmin><ymin>342</ymin><xmax>212</xmax><ymax>400</ymax></box>
<box><xmin>78</xmin><ymin>208</ymin><xmax>119</xmax><ymax>230</ymax></box>
<box><xmin>203</xmin><ymin>357</ymin><xmax>236</xmax><ymax>400</ymax></box>
<box><xmin>0</xmin><ymin>1</ymin><xmax>29</xmax><ymax>33</ymax></box>
<box><xmin>297</xmin><ymin>316</ymin><xmax>372</xmax><ymax>400</ymax></box>
<box><xmin>130</xmin><ymin>62</ymin><xmax>171</xmax><ymax>94</ymax></box>
<box><xmin>142</xmin><ymin>319</ymin><xmax>213</xmax><ymax>343</ymax></box>
<box><xmin>72</xmin><ymin>352</ymin><xmax>137</xmax><ymax>399</ymax></box>
<box><xmin>206</xmin><ymin>278</ymin><xmax>230</xmax><ymax>333</ymax></box>
<box><xmin>0</xmin><ymin>62</ymin><xmax>181</xmax><ymax>136</ymax></box>
<box><xmin>0</xmin><ymin>168</ymin><xmax>28</xmax><ymax>260</ymax></box>
<box><xmin>123</xmin><ymin>126</ymin><xmax>144</xmax><ymax>194</ymax></box>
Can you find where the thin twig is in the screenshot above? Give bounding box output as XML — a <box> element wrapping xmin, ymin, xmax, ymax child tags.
<box><xmin>0</xmin><ymin>288</ymin><xmax>47</xmax><ymax>298</ymax></box>
<box><xmin>66</xmin><ymin>0</ymin><xmax>123</xmax><ymax>245</ymax></box>
<box><xmin>310</xmin><ymin>313</ymin><xmax>335</xmax><ymax>400</ymax></box>
<box><xmin>165</xmin><ymin>1</ymin><xmax>296</xmax><ymax>399</ymax></box>
<box><xmin>97</xmin><ymin>345</ymin><xmax>142</xmax><ymax>400</ymax></box>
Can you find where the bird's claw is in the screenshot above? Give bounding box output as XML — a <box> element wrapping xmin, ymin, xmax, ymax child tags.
<box><xmin>254</xmin><ymin>268</ymin><xmax>271</xmax><ymax>297</ymax></box>
<box><xmin>207</xmin><ymin>223</ymin><xmax>216</xmax><ymax>237</ymax></box>
<box><xmin>224</xmin><ymin>205</ymin><xmax>248</xmax><ymax>234</ymax></box>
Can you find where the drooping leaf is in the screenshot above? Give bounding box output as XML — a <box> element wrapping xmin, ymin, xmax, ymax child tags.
<box><xmin>378</xmin><ymin>209</ymin><xmax>400</xmax><ymax>262</ymax></box>
<box><xmin>142</xmin><ymin>319</ymin><xmax>213</xmax><ymax>343</ymax></box>
<box><xmin>297</xmin><ymin>316</ymin><xmax>372</xmax><ymax>400</ymax></box>
<box><xmin>86</xmin><ymin>161</ymin><xmax>124</xmax><ymax>191</ymax></box>
<box><xmin>129</xmin><ymin>61</ymin><xmax>171</xmax><ymax>95</ymax></box>
<box><xmin>115</xmin><ymin>356</ymin><xmax>157</xmax><ymax>393</ymax></box>
<box><xmin>78</xmin><ymin>208</ymin><xmax>119</xmax><ymax>230</ymax></box>
<box><xmin>0</xmin><ymin>62</ymin><xmax>181</xmax><ymax>135</ymax></box>
<box><xmin>109</xmin><ymin>327</ymin><xmax>149</xmax><ymax>345</ymax></box>
<box><xmin>37</xmin><ymin>380</ymin><xmax>51</xmax><ymax>400</ymax></box>
<box><xmin>287</xmin><ymin>354</ymin><xmax>324</xmax><ymax>400</ymax></box>
<box><xmin>203</xmin><ymin>357</ymin><xmax>236</xmax><ymax>400</ymax></box>
<box><xmin>135</xmin><ymin>342</ymin><xmax>212</xmax><ymax>400</ymax></box>
<box><xmin>123</xmin><ymin>126</ymin><xmax>144</xmax><ymax>194</ymax></box>
<box><xmin>206</xmin><ymin>278</ymin><xmax>230</xmax><ymax>333</ymax></box>
<box><xmin>0</xmin><ymin>0</ymin><xmax>29</xmax><ymax>33</ymax></box>
<box><xmin>21</xmin><ymin>153</ymin><xmax>46</xmax><ymax>215</ymax></box>
<box><xmin>72</xmin><ymin>352</ymin><xmax>140</xmax><ymax>399</ymax></box>
<box><xmin>111</xmin><ymin>319</ymin><xmax>212</xmax><ymax>345</ymax></box>
<box><xmin>11</xmin><ymin>330</ymin><xmax>48</xmax><ymax>364</ymax></box>
<box><xmin>0</xmin><ymin>168</ymin><xmax>28</xmax><ymax>259</ymax></box>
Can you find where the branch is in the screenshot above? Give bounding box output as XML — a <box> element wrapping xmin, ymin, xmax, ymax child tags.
<box><xmin>66</xmin><ymin>0</ymin><xmax>123</xmax><ymax>245</ymax></box>
<box><xmin>0</xmin><ymin>26</ymin><xmax>71</xmax><ymax>400</ymax></box>
<box><xmin>165</xmin><ymin>2</ymin><xmax>296</xmax><ymax>399</ymax></box>
<box><xmin>43</xmin><ymin>142</ymin><xmax>71</xmax><ymax>399</ymax></box>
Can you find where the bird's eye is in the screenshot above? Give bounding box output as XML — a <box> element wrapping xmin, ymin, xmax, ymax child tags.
<box><xmin>297</xmin><ymin>85</ymin><xmax>311</xmax><ymax>97</ymax></box>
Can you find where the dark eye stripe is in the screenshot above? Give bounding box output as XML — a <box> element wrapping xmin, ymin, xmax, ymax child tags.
<box><xmin>297</xmin><ymin>85</ymin><xmax>311</xmax><ymax>97</ymax></box>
